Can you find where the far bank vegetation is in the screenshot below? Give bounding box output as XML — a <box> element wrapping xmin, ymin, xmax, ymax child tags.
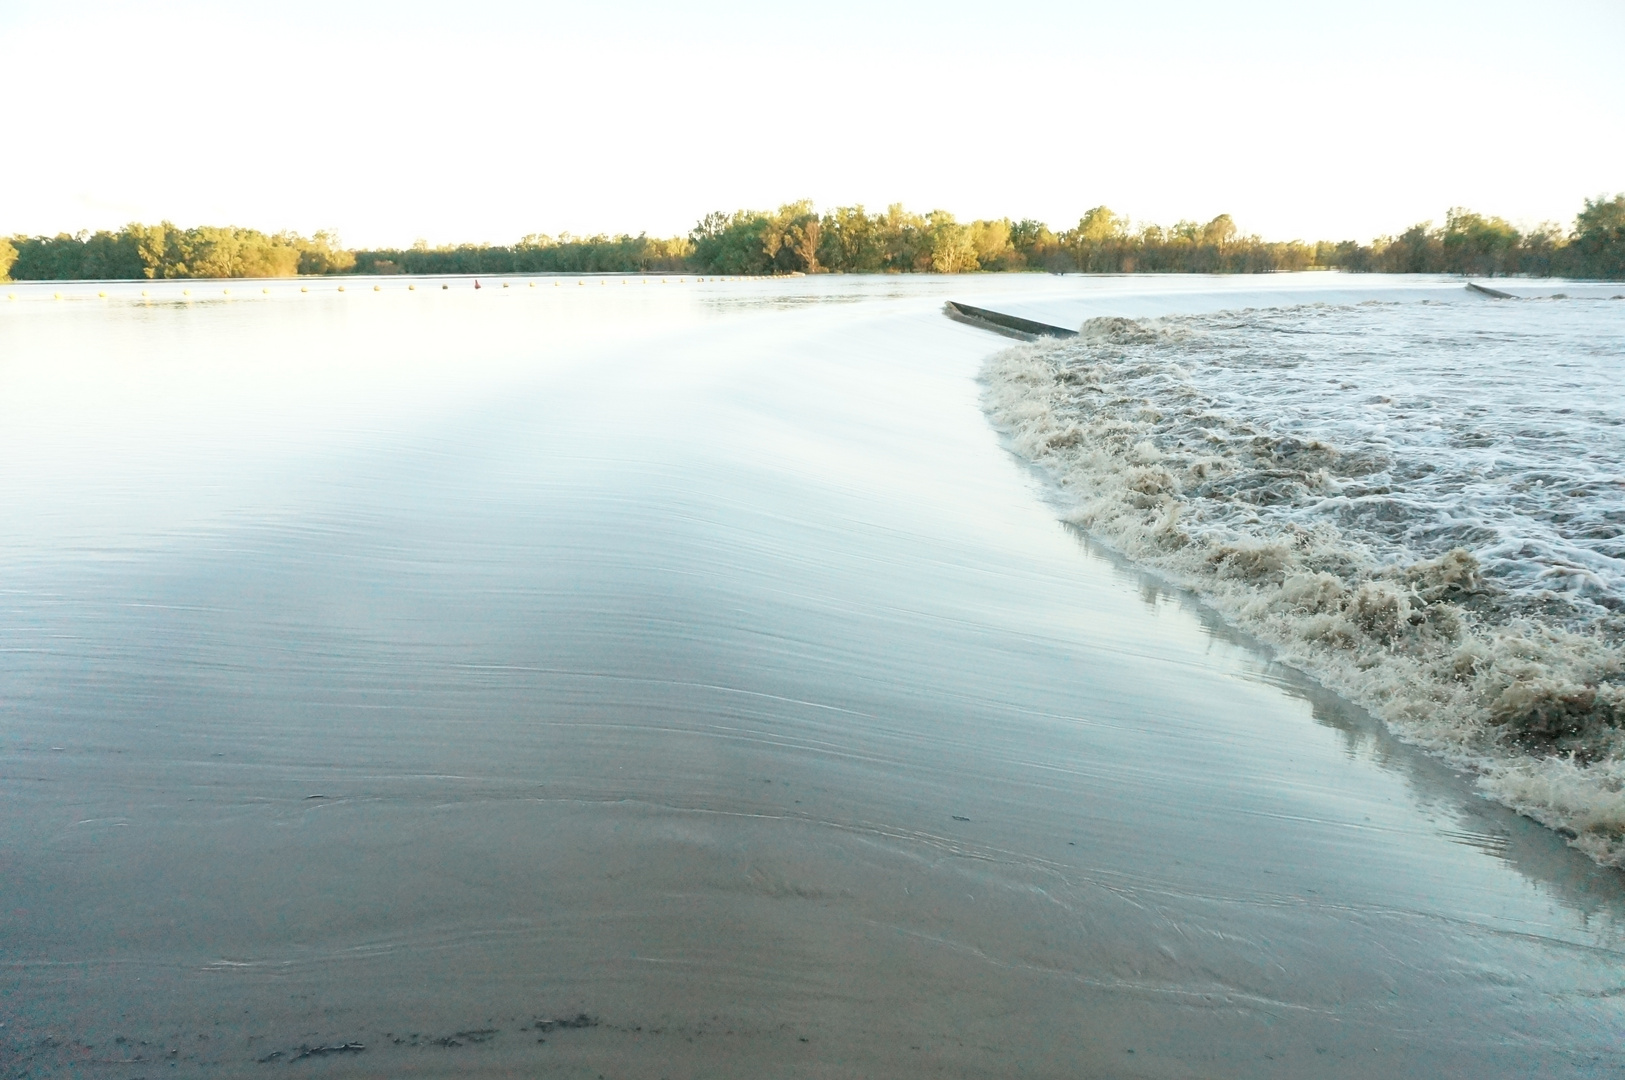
<box><xmin>4</xmin><ymin>196</ymin><xmax>1622</xmax><ymax>282</ymax></box>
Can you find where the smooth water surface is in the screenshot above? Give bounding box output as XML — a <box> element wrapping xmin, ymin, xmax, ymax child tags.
<box><xmin>3</xmin><ymin>274</ymin><xmax>1624</xmax><ymax>1078</ymax></box>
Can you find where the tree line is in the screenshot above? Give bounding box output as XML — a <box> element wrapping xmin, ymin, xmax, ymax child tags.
<box><xmin>4</xmin><ymin>195</ymin><xmax>1621</xmax><ymax>281</ymax></box>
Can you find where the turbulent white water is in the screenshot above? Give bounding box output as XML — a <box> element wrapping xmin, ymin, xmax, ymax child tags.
<box><xmin>984</xmin><ymin>296</ymin><xmax>1625</xmax><ymax>862</ymax></box>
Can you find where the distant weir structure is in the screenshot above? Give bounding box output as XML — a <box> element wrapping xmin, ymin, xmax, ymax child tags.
<box><xmin>944</xmin><ymin>301</ymin><xmax>1078</xmax><ymax>341</ymax></box>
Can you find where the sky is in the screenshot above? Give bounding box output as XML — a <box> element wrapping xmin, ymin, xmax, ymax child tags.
<box><xmin>2</xmin><ymin>0</ymin><xmax>1622</xmax><ymax>248</ymax></box>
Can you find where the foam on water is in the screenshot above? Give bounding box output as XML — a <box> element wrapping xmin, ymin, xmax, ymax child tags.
<box><xmin>983</xmin><ymin>296</ymin><xmax>1625</xmax><ymax>863</ymax></box>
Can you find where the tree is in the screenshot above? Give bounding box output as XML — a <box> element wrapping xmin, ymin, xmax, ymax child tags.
<box><xmin>294</xmin><ymin>230</ymin><xmax>357</xmax><ymax>275</ymax></box>
<box><xmin>928</xmin><ymin>212</ymin><xmax>978</xmax><ymax>273</ymax></box>
<box><xmin>1570</xmin><ymin>194</ymin><xmax>1625</xmax><ymax>279</ymax></box>
<box><xmin>786</xmin><ymin>216</ymin><xmax>822</xmax><ymax>273</ymax></box>
<box><xmin>129</xmin><ymin>222</ymin><xmax>170</xmax><ymax>278</ymax></box>
<box><xmin>1373</xmin><ymin>223</ymin><xmax>1440</xmax><ymax>273</ymax></box>
<box><xmin>761</xmin><ymin>221</ymin><xmax>785</xmax><ymax>267</ymax></box>
<box><xmin>763</xmin><ymin>201</ymin><xmax>815</xmax><ymax>273</ymax></box>
<box><xmin>689</xmin><ymin>210</ymin><xmax>773</xmax><ymax>274</ymax></box>
<box><xmin>1010</xmin><ymin>219</ymin><xmax>1065</xmax><ymax>271</ymax></box>
<box><xmin>819</xmin><ymin>205</ymin><xmax>883</xmax><ymax>273</ymax></box>
<box><xmin>1077</xmin><ymin>206</ymin><xmax>1126</xmax><ymax>245</ymax></box>
<box><xmin>10</xmin><ymin>197</ymin><xmax>1615</xmax><ymax>281</ymax></box>
<box><xmin>1201</xmin><ymin>213</ymin><xmax>1236</xmax><ymax>249</ymax></box>
<box><xmin>969</xmin><ymin>219</ymin><xmax>1016</xmax><ymax>270</ymax></box>
<box><xmin>1067</xmin><ymin>206</ymin><xmax>1128</xmax><ymax>271</ymax></box>
<box><xmin>878</xmin><ymin>204</ymin><xmax>929</xmax><ymax>271</ymax></box>
<box><xmin>1441</xmin><ymin>208</ymin><xmax>1519</xmax><ymax>276</ymax></box>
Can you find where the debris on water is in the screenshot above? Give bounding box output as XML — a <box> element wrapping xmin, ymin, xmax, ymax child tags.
<box><xmin>431</xmin><ymin>1029</ymin><xmax>498</xmax><ymax>1047</ymax></box>
<box><xmin>534</xmin><ymin>1014</ymin><xmax>598</xmax><ymax>1032</ymax></box>
<box><xmin>291</xmin><ymin>1042</ymin><xmax>363</xmax><ymax>1058</ymax></box>
<box><xmin>952</xmin><ymin>815</ymin><xmax>970</xmax><ymax>822</ymax></box>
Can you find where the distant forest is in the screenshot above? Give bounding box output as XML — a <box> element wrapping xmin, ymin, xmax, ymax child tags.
<box><xmin>4</xmin><ymin>196</ymin><xmax>1622</xmax><ymax>281</ymax></box>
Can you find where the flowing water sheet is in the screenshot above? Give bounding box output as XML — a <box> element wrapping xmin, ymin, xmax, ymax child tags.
<box><xmin>5</xmin><ymin>275</ymin><xmax>1625</xmax><ymax>1078</ymax></box>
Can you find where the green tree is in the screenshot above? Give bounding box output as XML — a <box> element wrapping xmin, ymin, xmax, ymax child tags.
<box><xmin>1009</xmin><ymin>219</ymin><xmax>1062</xmax><ymax>271</ymax></box>
<box><xmin>690</xmin><ymin>210</ymin><xmax>773</xmax><ymax>274</ymax></box>
<box><xmin>765</xmin><ymin>201</ymin><xmax>819</xmax><ymax>273</ymax></box>
<box><xmin>878</xmin><ymin>204</ymin><xmax>930</xmax><ymax>271</ymax></box>
<box><xmin>928</xmin><ymin>212</ymin><xmax>978</xmax><ymax>273</ymax></box>
<box><xmin>129</xmin><ymin>222</ymin><xmax>170</xmax><ymax>278</ymax></box>
<box><xmin>760</xmin><ymin>201</ymin><xmax>817</xmax><ymax>273</ymax></box>
<box><xmin>1570</xmin><ymin>194</ymin><xmax>1625</xmax><ymax>279</ymax></box>
<box><xmin>818</xmin><ymin>205</ymin><xmax>883</xmax><ymax>273</ymax></box>
<box><xmin>969</xmin><ymin>219</ymin><xmax>1017</xmax><ymax>270</ymax></box>
<box><xmin>157</xmin><ymin>226</ymin><xmax>300</xmax><ymax>278</ymax></box>
<box><xmin>1373</xmin><ymin>223</ymin><xmax>1441</xmax><ymax>273</ymax></box>
<box><xmin>1077</xmin><ymin>206</ymin><xmax>1126</xmax><ymax>244</ymax></box>
<box><xmin>1201</xmin><ymin>213</ymin><xmax>1237</xmax><ymax>249</ymax></box>
<box><xmin>13</xmin><ymin>197</ymin><xmax>1618</xmax><ymax>282</ymax></box>
<box><xmin>1441</xmin><ymin>208</ymin><xmax>1519</xmax><ymax>276</ymax></box>
<box><xmin>1066</xmin><ymin>206</ymin><xmax>1128</xmax><ymax>271</ymax></box>
<box><xmin>294</xmin><ymin>230</ymin><xmax>357</xmax><ymax>275</ymax></box>
<box><xmin>11</xmin><ymin>233</ymin><xmax>87</xmax><ymax>279</ymax></box>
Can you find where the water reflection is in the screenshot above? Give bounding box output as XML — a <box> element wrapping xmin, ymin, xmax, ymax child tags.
<box><xmin>1061</xmin><ymin>520</ymin><xmax>1625</xmax><ymax>929</ymax></box>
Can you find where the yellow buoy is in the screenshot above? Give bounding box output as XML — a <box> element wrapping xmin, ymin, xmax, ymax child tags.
<box><xmin>502</xmin><ymin>282</ymin><xmax>509</xmax><ymax>288</ymax></box>
<box><xmin>222</xmin><ymin>288</ymin><xmax>230</xmax><ymax>295</ymax></box>
<box><xmin>554</xmin><ymin>281</ymin><xmax>559</xmax><ymax>287</ymax></box>
<box><xmin>373</xmin><ymin>285</ymin><xmax>381</xmax><ymax>292</ymax></box>
<box><xmin>98</xmin><ymin>290</ymin><xmax>107</xmax><ymax>297</ymax></box>
<box><xmin>578</xmin><ymin>281</ymin><xmax>584</xmax><ymax>286</ymax></box>
<box><xmin>181</xmin><ymin>290</ymin><xmax>189</xmax><ymax>296</ymax></box>
<box><xmin>337</xmin><ymin>285</ymin><xmax>345</xmax><ymax>292</ymax></box>
<box><xmin>408</xmin><ymin>284</ymin><xmax>416</xmax><ymax>291</ymax></box>
<box><xmin>529</xmin><ymin>281</ymin><xmax>535</xmax><ymax>288</ymax></box>
<box><xmin>301</xmin><ymin>286</ymin><xmax>308</xmax><ymax>293</ymax></box>
<box><xmin>6</xmin><ymin>293</ymin><xmax>14</xmax><ymax>300</ymax></box>
<box><xmin>141</xmin><ymin>290</ymin><xmax>149</xmax><ymax>297</ymax></box>
<box><xmin>262</xmin><ymin>287</ymin><xmax>269</xmax><ymax>294</ymax></box>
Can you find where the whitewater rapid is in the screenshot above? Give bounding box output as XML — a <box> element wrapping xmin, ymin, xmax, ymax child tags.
<box><xmin>983</xmin><ymin>292</ymin><xmax>1625</xmax><ymax>862</ymax></box>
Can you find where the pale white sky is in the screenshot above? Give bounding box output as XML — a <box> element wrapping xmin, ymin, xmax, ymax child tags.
<box><xmin>2</xmin><ymin>0</ymin><xmax>1621</xmax><ymax>248</ymax></box>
